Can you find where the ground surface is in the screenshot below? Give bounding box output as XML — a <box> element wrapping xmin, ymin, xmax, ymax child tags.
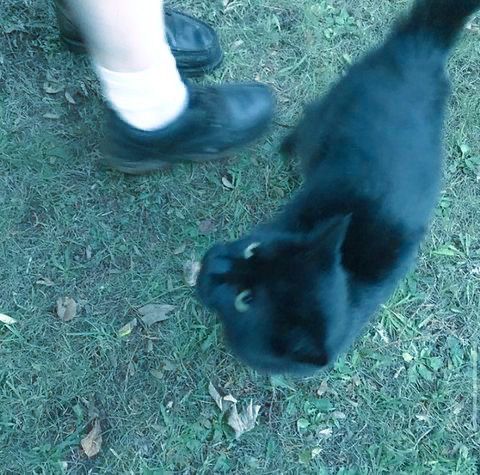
<box><xmin>1</xmin><ymin>0</ymin><xmax>479</xmax><ymax>473</ymax></box>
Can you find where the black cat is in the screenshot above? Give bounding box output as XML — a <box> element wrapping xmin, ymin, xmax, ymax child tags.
<box><xmin>197</xmin><ymin>0</ymin><xmax>480</xmax><ymax>374</ymax></box>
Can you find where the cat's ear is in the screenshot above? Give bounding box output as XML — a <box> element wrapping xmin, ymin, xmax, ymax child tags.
<box><xmin>309</xmin><ymin>214</ymin><xmax>352</xmax><ymax>254</ymax></box>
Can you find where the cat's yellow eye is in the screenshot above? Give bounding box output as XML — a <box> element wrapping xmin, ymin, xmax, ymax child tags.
<box><xmin>244</xmin><ymin>242</ymin><xmax>261</xmax><ymax>259</ymax></box>
<box><xmin>235</xmin><ymin>290</ymin><xmax>253</xmax><ymax>313</ymax></box>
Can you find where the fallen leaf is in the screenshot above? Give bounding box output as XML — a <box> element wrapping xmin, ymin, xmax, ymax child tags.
<box><xmin>208</xmin><ymin>382</ymin><xmax>224</xmax><ymax>411</ymax></box>
<box><xmin>36</xmin><ymin>276</ymin><xmax>54</xmax><ymax>287</ymax></box>
<box><xmin>43</xmin><ymin>112</ymin><xmax>61</xmax><ymax>120</ymax></box>
<box><xmin>81</xmin><ymin>419</ymin><xmax>102</xmax><ymax>458</ymax></box>
<box><xmin>351</xmin><ymin>374</ymin><xmax>361</xmax><ymax>386</ymax></box>
<box><xmin>117</xmin><ymin>318</ymin><xmax>137</xmax><ymax>337</ymax></box>
<box><xmin>138</xmin><ymin>304</ymin><xmax>175</xmax><ymax>326</ymax></box>
<box><xmin>224</xmin><ymin>394</ymin><xmax>238</xmax><ymax>404</ymax></box>
<box><xmin>227</xmin><ymin>401</ymin><xmax>261</xmax><ymax>439</ymax></box>
<box><xmin>317</xmin><ymin>427</ymin><xmax>333</xmax><ymax>438</ymax></box>
<box><xmin>394</xmin><ymin>366</ymin><xmax>405</xmax><ymax>379</ymax></box>
<box><xmin>58</xmin><ymin>461</ymin><xmax>68</xmax><ymax>472</ymax></box>
<box><xmin>150</xmin><ymin>369</ymin><xmax>163</xmax><ymax>379</ymax></box>
<box><xmin>316</xmin><ymin>380</ymin><xmax>328</xmax><ymax>396</ymax></box>
<box><xmin>43</xmin><ymin>82</ymin><xmax>64</xmax><ymax>94</ymax></box>
<box><xmin>199</xmin><ymin>219</ymin><xmax>216</xmax><ymax>235</ymax></box>
<box><xmin>0</xmin><ymin>313</ymin><xmax>17</xmax><ymax>325</ymax></box>
<box><xmin>173</xmin><ymin>243</ymin><xmax>186</xmax><ymax>255</ymax></box>
<box><xmin>162</xmin><ymin>360</ymin><xmax>178</xmax><ymax>371</ymax></box>
<box><xmin>56</xmin><ymin>297</ymin><xmax>77</xmax><ymax>322</ymax></box>
<box><xmin>377</xmin><ymin>326</ymin><xmax>390</xmax><ymax>343</ymax></box>
<box><xmin>453</xmin><ymin>402</ymin><xmax>464</xmax><ymax>415</ymax></box>
<box><xmin>232</xmin><ymin>39</ymin><xmax>244</xmax><ymax>49</ymax></box>
<box><xmin>415</xmin><ymin>414</ymin><xmax>429</xmax><ymax>422</ymax></box>
<box><xmin>465</xmin><ymin>20</ymin><xmax>480</xmax><ymax>32</ymax></box>
<box><xmin>64</xmin><ymin>90</ymin><xmax>76</xmax><ymax>104</ymax></box>
<box><xmin>208</xmin><ymin>382</ymin><xmax>237</xmax><ymax>412</ymax></box>
<box><xmin>221</xmin><ymin>175</ymin><xmax>234</xmax><ymax>190</ymax></box>
<box><xmin>312</xmin><ymin>447</ymin><xmax>322</xmax><ymax>458</ymax></box>
<box><xmin>183</xmin><ymin>260</ymin><xmax>201</xmax><ymax>287</ymax></box>
<box><xmin>297</xmin><ymin>418</ymin><xmax>310</xmax><ymax>431</ymax></box>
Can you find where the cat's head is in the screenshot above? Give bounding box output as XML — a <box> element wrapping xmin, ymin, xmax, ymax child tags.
<box><xmin>196</xmin><ymin>215</ymin><xmax>352</xmax><ymax>374</ymax></box>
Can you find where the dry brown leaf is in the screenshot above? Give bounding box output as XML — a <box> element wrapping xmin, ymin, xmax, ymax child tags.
<box><xmin>415</xmin><ymin>414</ymin><xmax>429</xmax><ymax>422</ymax></box>
<box><xmin>138</xmin><ymin>304</ymin><xmax>175</xmax><ymax>326</ymax></box>
<box><xmin>36</xmin><ymin>276</ymin><xmax>54</xmax><ymax>287</ymax></box>
<box><xmin>173</xmin><ymin>243</ymin><xmax>186</xmax><ymax>255</ymax></box>
<box><xmin>316</xmin><ymin>380</ymin><xmax>328</xmax><ymax>397</ymax></box>
<box><xmin>0</xmin><ymin>313</ymin><xmax>17</xmax><ymax>325</ymax></box>
<box><xmin>223</xmin><ymin>394</ymin><xmax>238</xmax><ymax>404</ymax></box>
<box><xmin>232</xmin><ymin>39</ymin><xmax>244</xmax><ymax>50</ymax></box>
<box><xmin>183</xmin><ymin>260</ymin><xmax>201</xmax><ymax>287</ymax></box>
<box><xmin>227</xmin><ymin>401</ymin><xmax>261</xmax><ymax>439</ymax></box>
<box><xmin>208</xmin><ymin>382</ymin><xmax>224</xmax><ymax>411</ymax></box>
<box><xmin>221</xmin><ymin>176</ymin><xmax>234</xmax><ymax>190</ymax></box>
<box><xmin>58</xmin><ymin>461</ymin><xmax>68</xmax><ymax>472</ymax></box>
<box><xmin>56</xmin><ymin>297</ymin><xmax>77</xmax><ymax>322</ymax></box>
<box><xmin>81</xmin><ymin>419</ymin><xmax>102</xmax><ymax>458</ymax></box>
<box><xmin>43</xmin><ymin>82</ymin><xmax>64</xmax><ymax>94</ymax></box>
<box><xmin>150</xmin><ymin>369</ymin><xmax>163</xmax><ymax>379</ymax></box>
<box><xmin>43</xmin><ymin>112</ymin><xmax>61</xmax><ymax>120</ymax></box>
<box><xmin>317</xmin><ymin>427</ymin><xmax>333</xmax><ymax>438</ymax></box>
<box><xmin>199</xmin><ymin>219</ymin><xmax>216</xmax><ymax>235</ymax></box>
<box><xmin>117</xmin><ymin>318</ymin><xmax>137</xmax><ymax>337</ymax></box>
<box><xmin>465</xmin><ymin>19</ymin><xmax>480</xmax><ymax>32</ymax></box>
<box><xmin>208</xmin><ymin>382</ymin><xmax>237</xmax><ymax>412</ymax></box>
<box><xmin>64</xmin><ymin>90</ymin><xmax>76</xmax><ymax>104</ymax></box>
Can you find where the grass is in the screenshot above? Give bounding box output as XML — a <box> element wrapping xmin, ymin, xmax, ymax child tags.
<box><xmin>1</xmin><ymin>0</ymin><xmax>479</xmax><ymax>473</ymax></box>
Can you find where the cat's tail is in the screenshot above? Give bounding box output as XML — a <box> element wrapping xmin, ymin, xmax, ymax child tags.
<box><xmin>394</xmin><ymin>0</ymin><xmax>480</xmax><ymax>49</ymax></box>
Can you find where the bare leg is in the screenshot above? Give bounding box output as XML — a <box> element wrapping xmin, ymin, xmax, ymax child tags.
<box><xmin>65</xmin><ymin>0</ymin><xmax>187</xmax><ymax>130</ymax></box>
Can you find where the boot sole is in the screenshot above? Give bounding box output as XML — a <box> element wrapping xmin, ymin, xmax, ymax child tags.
<box><xmin>100</xmin><ymin>150</ymin><xmax>230</xmax><ymax>175</ymax></box>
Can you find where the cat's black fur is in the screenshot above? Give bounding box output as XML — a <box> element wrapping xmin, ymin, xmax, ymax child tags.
<box><xmin>197</xmin><ymin>0</ymin><xmax>480</xmax><ymax>374</ymax></box>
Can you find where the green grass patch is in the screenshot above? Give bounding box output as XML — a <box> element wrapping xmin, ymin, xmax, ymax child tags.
<box><xmin>1</xmin><ymin>0</ymin><xmax>479</xmax><ymax>473</ymax></box>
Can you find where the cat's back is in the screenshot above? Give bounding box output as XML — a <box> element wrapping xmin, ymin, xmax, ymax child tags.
<box><xmin>299</xmin><ymin>34</ymin><xmax>449</xmax><ymax>224</ymax></box>
<box><xmin>305</xmin><ymin>33</ymin><xmax>449</xmax><ymax>167</ymax></box>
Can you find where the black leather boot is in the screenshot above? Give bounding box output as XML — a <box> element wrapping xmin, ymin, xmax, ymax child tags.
<box><xmin>103</xmin><ymin>83</ymin><xmax>275</xmax><ymax>174</ymax></box>
<box><xmin>53</xmin><ymin>0</ymin><xmax>223</xmax><ymax>77</ymax></box>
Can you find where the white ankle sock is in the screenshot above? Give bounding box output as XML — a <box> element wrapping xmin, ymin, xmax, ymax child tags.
<box><xmin>95</xmin><ymin>51</ymin><xmax>188</xmax><ymax>131</ymax></box>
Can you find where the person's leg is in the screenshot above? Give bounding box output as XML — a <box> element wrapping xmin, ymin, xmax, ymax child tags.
<box><xmin>66</xmin><ymin>0</ymin><xmax>169</xmax><ymax>71</ymax></box>
<box><xmin>54</xmin><ymin>0</ymin><xmax>223</xmax><ymax>76</ymax></box>
<box><xmin>65</xmin><ymin>0</ymin><xmax>187</xmax><ymax>131</ymax></box>
<box><xmin>62</xmin><ymin>0</ymin><xmax>274</xmax><ymax>173</ymax></box>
